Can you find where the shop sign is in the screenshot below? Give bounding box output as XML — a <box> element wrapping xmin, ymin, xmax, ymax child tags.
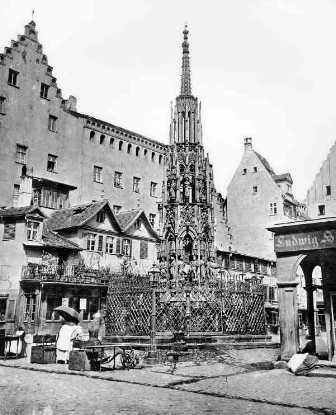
<box><xmin>62</xmin><ymin>297</ymin><xmax>69</xmax><ymax>307</ymax></box>
<box><xmin>274</xmin><ymin>229</ymin><xmax>336</xmax><ymax>252</ymax></box>
<box><xmin>80</xmin><ymin>298</ymin><xmax>87</xmax><ymax>310</ymax></box>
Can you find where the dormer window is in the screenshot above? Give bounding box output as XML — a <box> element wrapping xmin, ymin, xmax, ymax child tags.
<box><xmin>96</xmin><ymin>211</ymin><xmax>105</xmax><ymax>223</ymax></box>
<box><xmin>26</xmin><ymin>220</ymin><xmax>40</xmax><ymax>241</ymax></box>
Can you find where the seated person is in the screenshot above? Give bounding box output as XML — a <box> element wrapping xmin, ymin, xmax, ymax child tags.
<box><xmin>56</xmin><ymin>319</ymin><xmax>83</xmax><ymax>363</ymax></box>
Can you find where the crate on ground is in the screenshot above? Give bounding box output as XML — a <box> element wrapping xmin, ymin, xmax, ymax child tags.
<box><xmin>30</xmin><ymin>334</ymin><xmax>57</xmax><ymax>364</ymax></box>
<box><xmin>69</xmin><ymin>349</ymin><xmax>101</xmax><ymax>371</ymax></box>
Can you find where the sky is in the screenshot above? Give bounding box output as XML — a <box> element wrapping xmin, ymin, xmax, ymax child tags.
<box><xmin>1</xmin><ymin>0</ymin><xmax>336</xmax><ymax>200</ymax></box>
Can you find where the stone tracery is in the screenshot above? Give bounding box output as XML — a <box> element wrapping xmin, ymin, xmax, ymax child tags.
<box><xmin>159</xmin><ymin>26</ymin><xmax>215</xmax><ymax>283</ymax></box>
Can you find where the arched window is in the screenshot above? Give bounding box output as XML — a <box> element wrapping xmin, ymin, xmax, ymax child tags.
<box><xmin>110</xmin><ymin>137</ymin><xmax>114</xmax><ymax>147</ymax></box>
<box><xmin>127</xmin><ymin>143</ymin><xmax>132</xmax><ymax>154</ymax></box>
<box><xmin>136</xmin><ymin>146</ymin><xmax>140</xmax><ymax>156</ymax></box>
<box><xmin>119</xmin><ymin>141</ymin><xmax>123</xmax><ymax>151</ymax></box>
<box><xmin>144</xmin><ymin>149</ymin><xmax>148</xmax><ymax>157</ymax></box>
<box><xmin>159</xmin><ymin>154</ymin><xmax>163</xmax><ymax>165</ymax></box>
<box><xmin>100</xmin><ymin>134</ymin><xmax>105</xmax><ymax>144</ymax></box>
<box><xmin>151</xmin><ymin>152</ymin><xmax>155</xmax><ymax>162</ymax></box>
<box><xmin>89</xmin><ymin>131</ymin><xmax>95</xmax><ymax>141</ymax></box>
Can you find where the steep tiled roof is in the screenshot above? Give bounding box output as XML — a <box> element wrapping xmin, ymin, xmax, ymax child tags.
<box><xmin>254</xmin><ymin>151</ymin><xmax>275</xmax><ymax>175</ymax></box>
<box><xmin>273</xmin><ymin>173</ymin><xmax>293</xmax><ymax>184</ymax></box>
<box><xmin>0</xmin><ymin>206</ymin><xmax>45</xmax><ymax>219</ymax></box>
<box><xmin>42</xmin><ymin>227</ymin><xmax>82</xmax><ymax>250</ymax></box>
<box><xmin>116</xmin><ymin>210</ymin><xmax>160</xmax><ymax>241</ymax></box>
<box><xmin>46</xmin><ymin>200</ymin><xmax>120</xmax><ymax>231</ymax></box>
<box><xmin>116</xmin><ymin>210</ymin><xmax>142</xmax><ymax>231</ymax></box>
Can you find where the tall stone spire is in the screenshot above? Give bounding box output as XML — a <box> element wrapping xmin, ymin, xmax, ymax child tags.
<box><xmin>159</xmin><ymin>26</ymin><xmax>215</xmax><ymax>284</ymax></box>
<box><xmin>180</xmin><ymin>25</ymin><xmax>191</xmax><ymax>96</ymax></box>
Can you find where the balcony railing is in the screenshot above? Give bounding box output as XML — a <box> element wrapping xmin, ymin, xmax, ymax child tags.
<box><xmin>21</xmin><ymin>264</ymin><xmax>119</xmax><ymax>286</ymax></box>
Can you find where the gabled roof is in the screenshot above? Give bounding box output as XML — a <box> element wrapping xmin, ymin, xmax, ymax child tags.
<box><xmin>116</xmin><ymin>209</ymin><xmax>160</xmax><ymax>240</ymax></box>
<box><xmin>47</xmin><ymin>200</ymin><xmax>121</xmax><ymax>232</ymax></box>
<box><xmin>116</xmin><ymin>210</ymin><xmax>142</xmax><ymax>231</ymax></box>
<box><xmin>0</xmin><ymin>206</ymin><xmax>45</xmax><ymax>219</ymax></box>
<box><xmin>273</xmin><ymin>173</ymin><xmax>293</xmax><ymax>184</ymax></box>
<box><xmin>42</xmin><ymin>226</ymin><xmax>82</xmax><ymax>251</ymax></box>
<box><xmin>254</xmin><ymin>151</ymin><xmax>275</xmax><ymax>175</ymax></box>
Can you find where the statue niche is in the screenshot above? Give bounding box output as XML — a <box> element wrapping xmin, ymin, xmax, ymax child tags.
<box><xmin>181</xmin><ymin>177</ymin><xmax>193</xmax><ymax>203</ymax></box>
<box><xmin>168</xmin><ymin>179</ymin><xmax>176</xmax><ymax>201</ymax></box>
<box><xmin>183</xmin><ymin>234</ymin><xmax>193</xmax><ymax>261</ymax></box>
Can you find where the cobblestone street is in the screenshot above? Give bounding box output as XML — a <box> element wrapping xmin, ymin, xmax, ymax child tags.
<box><xmin>1</xmin><ymin>360</ymin><xmax>335</xmax><ymax>414</ymax></box>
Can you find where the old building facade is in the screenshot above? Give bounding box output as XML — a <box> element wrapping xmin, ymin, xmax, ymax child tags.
<box><xmin>0</xmin><ymin>20</ymin><xmax>165</xmax><ymax>230</ymax></box>
<box><xmin>306</xmin><ymin>141</ymin><xmax>336</xmax><ymax>218</ymax></box>
<box><xmin>0</xmin><ymin>201</ymin><xmax>159</xmax><ymax>334</ymax></box>
<box><xmin>0</xmin><ymin>20</ymin><xmax>306</xmax><ymax>335</ymax></box>
<box><xmin>227</xmin><ymin>137</ymin><xmax>306</xmax><ymax>261</ymax></box>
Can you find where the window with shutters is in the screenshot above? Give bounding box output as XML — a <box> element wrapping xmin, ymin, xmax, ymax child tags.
<box><xmin>150</xmin><ymin>182</ymin><xmax>157</xmax><ymax>197</ymax></box>
<box><xmin>149</xmin><ymin>213</ymin><xmax>155</xmax><ymax>227</ymax></box>
<box><xmin>115</xmin><ymin>238</ymin><xmax>121</xmax><ymax>255</ymax></box>
<box><xmin>269</xmin><ymin>202</ymin><xmax>277</xmax><ymax>215</ymax></box>
<box><xmin>105</xmin><ymin>236</ymin><xmax>114</xmax><ymax>254</ymax></box>
<box><xmin>133</xmin><ymin>177</ymin><xmax>140</xmax><ymax>193</ymax></box>
<box><xmin>122</xmin><ymin>239</ymin><xmax>132</xmax><ymax>257</ymax></box>
<box><xmin>2</xmin><ymin>221</ymin><xmax>16</xmax><ymax>240</ymax></box>
<box><xmin>93</xmin><ymin>166</ymin><xmax>103</xmax><ymax>183</ymax></box>
<box><xmin>40</xmin><ymin>83</ymin><xmax>49</xmax><ymax>99</ymax></box>
<box><xmin>140</xmin><ymin>240</ymin><xmax>148</xmax><ymax>259</ymax></box>
<box><xmin>48</xmin><ymin>115</ymin><xmax>57</xmax><ymax>132</ymax></box>
<box><xmin>8</xmin><ymin>69</ymin><xmax>19</xmax><ymax>87</ymax></box>
<box><xmin>97</xmin><ymin>235</ymin><xmax>104</xmax><ymax>252</ymax></box>
<box><xmin>114</xmin><ymin>171</ymin><xmax>122</xmax><ymax>188</ymax></box>
<box><xmin>24</xmin><ymin>293</ymin><xmax>36</xmax><ymax>322</ymax></box>
<box><xmin>16</xmin><ymin>144</ymin><xmax>27</xmax><ymax>164</ymax></box>
<box><xmin>86</xmin><ymin>233</ymin><xmax>96</xmax><ymax>251</ymax></box>
<box><xmin>0</xmin><ymin>96</ymin><xmax>6</xmax><ymax>114</ymax></box>
<box><xmin>26</xmin><ymin>221</ymin><xmax>40</xmax><ymax>240</ymax></box>
<box><xmin>47</xmin><ymin>154</ymin><xmax>57</xmax><ymax>172</ymax></box>
<box><xmin>13</xmin><ymin>184</ymin><xmax>20</xmax><ymax>204</ymax></box>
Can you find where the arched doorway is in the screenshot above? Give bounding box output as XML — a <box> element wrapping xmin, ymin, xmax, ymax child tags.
<box><xmin>269</xmin><ymin>218</ymin><xmax>336</xmax><ymax>361</ymax></box>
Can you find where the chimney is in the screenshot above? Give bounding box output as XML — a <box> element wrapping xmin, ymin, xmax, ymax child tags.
<box><xmin>244</xmin><ymin>137</ymin><xmax>253</xmax><ymax>151</ymax></box>
<box><xmin>65</xmin><ymin>95</ymin><xmax>77</xmax><ymax>112</ymax></box>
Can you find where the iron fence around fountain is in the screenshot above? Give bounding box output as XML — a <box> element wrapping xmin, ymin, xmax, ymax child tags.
<box><xmin>105</xmin><ymin>274</ymin><xmax>266</xmax><ymax>337</ymax></box>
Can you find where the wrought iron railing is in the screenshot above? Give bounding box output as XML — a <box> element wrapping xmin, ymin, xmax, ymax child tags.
<box><xmin>21</xmin><ymin>264</ymin><xmax>120</xmax><ymax>286</ymax></box>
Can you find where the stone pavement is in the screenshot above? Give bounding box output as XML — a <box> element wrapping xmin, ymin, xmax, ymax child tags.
<box><xmin>1</xmin><ymin>347</ymin><xmax>336</xmax><ymax>414</ymax></box>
